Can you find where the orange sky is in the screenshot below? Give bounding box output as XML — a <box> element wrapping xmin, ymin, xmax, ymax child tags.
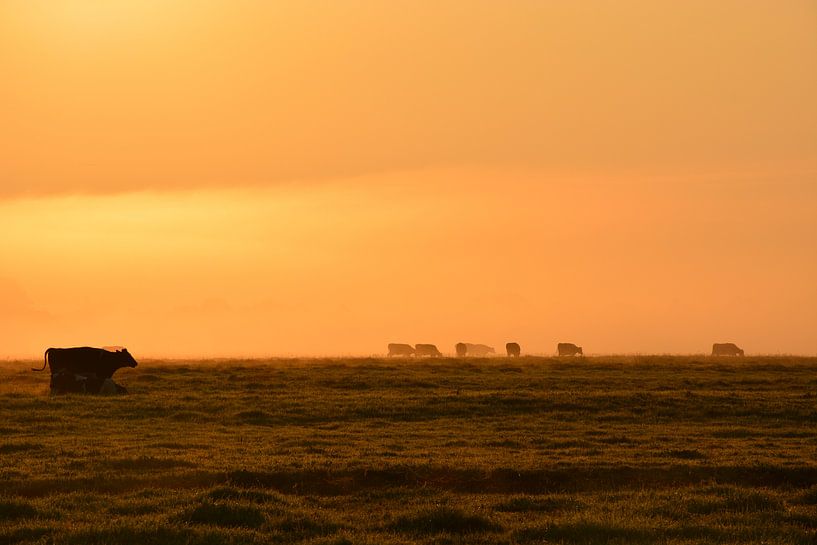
<box><xmin>1</xmin><ymin>1</ymin><xmax>816</xmax><ymax>357</ymax></box>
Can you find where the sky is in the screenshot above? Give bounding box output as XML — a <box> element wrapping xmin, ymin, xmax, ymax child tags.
<box><xmin>1</xmin><ymin>0</ymin><xmax>816</xmax><ymax>357</ymax></box>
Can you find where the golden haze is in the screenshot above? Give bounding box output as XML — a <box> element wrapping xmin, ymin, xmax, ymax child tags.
<box><xmin>1</xmin><ymin>1</ymin><xmax>815</xmax><ymax>356</ymax></box>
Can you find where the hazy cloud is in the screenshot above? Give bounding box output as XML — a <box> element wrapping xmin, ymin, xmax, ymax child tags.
<box><xmin>1</xmin><ymin>0</ymin><xmax>815</xmax><ymax>198</ymax></box>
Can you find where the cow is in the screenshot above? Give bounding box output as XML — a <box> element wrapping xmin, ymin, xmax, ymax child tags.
<box><xmin>34</xmin><ymin>347</ymin><xmax>138</xmax><ymax>377</ymax></box>
<box><xmin>455</xmin><ymin>343</ymin><xmax>468</xmax><ymax>357</ymax></box>
<box><xmin>712</xmin><ymin>343</ymin><xmax>744</xmax><ymax>356</ymax></box>
<box><xmin>415</xmin><ymin>344</ymin><xmax>442</xmax><ymax>357</ymax></box>
<box><xmin>34</xmin><ymin>347</ymin><xmax>137</xmax><ymax>394</ymax></box>
<box><xmin>387</xmin><ymin>343</ymin><xmax>415</xmax><ymax>357</ymax></box>
<box><xmin>557</xmin><ymin>343</ymin><xmax>583</xmax><ymax>356</ymax></box>
<box><xmin>464</xmin><ymin>343</ymin><xmax>495</xmax><ymax>357</ymax></box>
<box><xmin>506</xmin><ymin>342</ymin><xmax>521</xmax><ymax>357</ymax></box>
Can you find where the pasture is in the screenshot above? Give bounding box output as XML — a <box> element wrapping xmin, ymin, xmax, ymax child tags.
<box><xmin>1</xmin><ymin>356</ymin><xmax>816</xmax><ymax>544</ymax></box>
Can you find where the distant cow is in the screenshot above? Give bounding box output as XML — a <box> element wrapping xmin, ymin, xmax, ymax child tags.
<box><xmin>506</xmin><ymin>342</ymin><xmax>521</xmax><ymax>357</ymax></box>
<box><xmin>464</xmin><ymin>343</ymin><xmax>495</xmax><ymax>357</ymax></box>
<box><xmin>387</xmin><ymin>343</ymin><xmax>415</xmax><ymax>357</ymax></box>
<box><xmin>415</xmin><ymin>344</ymin><xmax>442</xmax><ymax>357</ymax></box>
<box><xmin>557</xmin><ymin>343</ymin><xmax>583</xmax><ymax>356</ymax></box>
<box><xmin>712</xmin><ymin>343</ymin><xmax>744</xmax><ymax>356</ymax></box>
<box><xmin>455</xmin><ymin>343</ymin><xmax>468</xmax><ymax>357</ymax></box>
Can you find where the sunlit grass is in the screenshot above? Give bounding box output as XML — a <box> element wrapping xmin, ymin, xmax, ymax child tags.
<box><xmin>0</xmin><ymin>356</ymin><xmax>815</xmax><ymax>543</ymax></box>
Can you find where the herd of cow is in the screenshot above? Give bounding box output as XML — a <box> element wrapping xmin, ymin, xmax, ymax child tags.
<box><xmin>389</xmin><ymin>342</ymin><xmax>746</xmax><ymax>358</ymax></box>
<box><xmin>388</xmin><ymin>342</ymin><xmax>583</xmax><ymax>357</ymax></box>
<box><xmin>32</xmin><ymin>342</ymin><xmax>746</xmax><ymax>395</ymax></box>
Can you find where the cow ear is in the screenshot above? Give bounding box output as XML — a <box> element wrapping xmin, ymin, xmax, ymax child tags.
<box><xmin>122</xmin><ymin>348</ymin><xmax>129</xmax><ymax>353</ymax></box>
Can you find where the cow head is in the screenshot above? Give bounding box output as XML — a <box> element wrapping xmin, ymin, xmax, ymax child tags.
<box><xmin>577</xmin><ymin>347</ymin><xmax>583</xmax><ymax>355</ymax></box>
<box><xmin>117</xmin><ymin>348</ymin><xmax>139</xmax><ymax>368</ymax></box>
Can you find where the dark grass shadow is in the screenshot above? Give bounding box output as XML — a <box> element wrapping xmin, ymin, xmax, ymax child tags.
<box><xmin>0</xmin><ymin>499</ymin><xmax>41</xmax><ymax>520</ymax></box>
<box><xmin>100</xmin><ymin>457</ymin><xmax>197</xmax><ymax>471</ymax></box>
<box><xmin>0</xmin><ymin>442</ymin><xmax>43</xmax><ymax>454</ymax></box>
<box><xmin>175</xmin><ymin>502</ymin><xmax>266</xmax><ymax>528</ymax></box>
<box><xmin>389</xmin><ymin>507</ymin><xmax>501</xmax><ymax>535</ymax></box>
<box><xmin>493</xmin><ymin>495</ymin><xmax>579</xmax><ymax>513</ymax></box>
<box><xmin>58</xmin><ymin>526</ymin><xmax>255</xmax><ymax>545</ymax></box>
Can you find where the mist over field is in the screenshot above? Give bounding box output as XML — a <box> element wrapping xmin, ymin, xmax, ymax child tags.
<box><xmin>2</xmin><ymin>170</ymin><xmax>816</xmax><ymax>359</ymax></box>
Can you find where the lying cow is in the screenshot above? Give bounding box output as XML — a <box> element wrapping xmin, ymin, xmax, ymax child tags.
<box><xmin>415</xmin><ymin>344</ymin><xmax>442</xmax><ymax>357</ymax></box>
<box><xmin>464</xmin><ymin>343</ymin><xmax>495</xmax><ymax>357</ymax></box>
<box><xmin>387</xmin><ymin>343</ymin><xmax>415</xmax><ymax>357</ymax></box>
<box><xmin>557</xmin><ymin>343</ymin><xmax>583</xmax><ymax>356</ymax></box>
<box><xmin>34</xmin><ymin>347</ymin><xmax>137</xmax><ymax>394</ymax></box>
<box><xmin>506</xmin><ymin>342</ymin><xmax>521</xmax><ymax>357</ymax></box>
<box><xmin>712</xmin><ymin>343</ymin><xmax>744</xmax><ymax>356</ymax></box>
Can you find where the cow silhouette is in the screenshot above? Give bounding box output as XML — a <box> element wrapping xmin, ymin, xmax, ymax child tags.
<box><xmin>387</xmin><ymin>343</ymin><xmax>415</xmax><ymax>357</ymax></box>
<box><xmin>415</xmin><ymin>344</ymin><xmax>442</xmax><ymax>357</ymax></box>
<box><xmin>455</xmin><ymin>343</ymin><xmax>468</xmax><ymax>357</ymax></box>
<box><xmin>464</xmin><ymin>343</ymin><xmax>495</xmax><ymax>356</ymax></box>
<box><xmin>557</xmin><ymin>343</ymin><xmax>583</xmax><ymax>356</ymax></box>
<box><xmin>34</xmin><ymin>347</ymin><xmax>138</xmax><ymax>377</ymax></box>
<box><xmin>506</xmin><ymin>342</ymin><xmax>521</xmax><ymax>357</ymax></box>
<box><xmin>34</xmin><ymin>347</ymin><xmax>137</xmax><ymax>394</ymax></box>
<box><xmin>711</xmin><ymin>343</ymin><xmax>744</xmax><ymax>356</ymax></box>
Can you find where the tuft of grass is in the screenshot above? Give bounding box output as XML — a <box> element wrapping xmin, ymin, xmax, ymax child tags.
<box><xmin>662</xmin><ymin>448</ymin><xmax>706</xmax><ymax>460</ymax></box>
<box><xmin>176</xmin><ymin>502</ymin><xmax>266</xmax><ymax>528</ymax></box>
<box><xmin>390</xmin><ymin>507</ymin><xmax>501</xmax><ymax>535</ymax></box>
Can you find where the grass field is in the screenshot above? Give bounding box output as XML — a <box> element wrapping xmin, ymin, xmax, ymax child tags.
<box><xmin>1</xmin><ymin>356</ymin><xmax>816</xmax><ymax>544</ymax></box>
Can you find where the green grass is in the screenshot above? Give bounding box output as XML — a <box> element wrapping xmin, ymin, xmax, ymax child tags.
<box><xmin>0</xmin><ymin>355</ymin><xmax>815</xmax><ymax>544</ymax></box>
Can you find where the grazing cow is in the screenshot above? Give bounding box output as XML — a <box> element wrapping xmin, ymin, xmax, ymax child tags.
<box><xmin>506</xmin><ymin>342</ymin><xmax>521</xmax><ymax>357</ymax></box>
<box><xmin>464</xmin><ymin>343</ymin><xmax>495</xmax><ymax>357</ymax></box>
<box><xmin>387</xmin><ymin>343</ymin><xmax>415</xmax><ymax>357</ymax></box>
<box><xmin>415</xmin><ymin>344</ymin><xmax>442</xmax><ymax>357</ymax></box>
<box><xmin>712</xmin><ymin>343</ymin><xmax>744</xmax><ymax>356</ymax></box>
<box><xmin>34</xmin><ymin>347</ymin><xmax>138</xmax><ymax>378</ymax></box>
<box><xmin>557</xmin><ymin>343</ymin><xmax>583</xmax><ymax>356</ymax></box>
<box><xmin>455</xmin><ymin>343</ymin><xmax>468</xmax><ymax>357</ymax></box>
<box><xmin>34</xmin><ymin>347</ymin><xmax>136</xmax><ymax>394</ymax></box>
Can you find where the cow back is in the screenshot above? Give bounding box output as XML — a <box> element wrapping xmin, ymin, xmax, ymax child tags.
<box><xmin>506</xmin><ymin>343</ymin><xmax>521</xmax><ymax>357</ymax></box>
<box><xmin>415</xmin><ymin>344</ymin><xmax>442</xmax><ymax>357</ymax></box>
<box><xmin>388</xmin><ymin>343</ymin><xmax>415</xmax><ymax>356</ymax></box>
